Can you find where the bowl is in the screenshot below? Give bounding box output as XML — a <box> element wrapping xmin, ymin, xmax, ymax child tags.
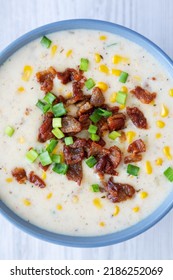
<box><xmin>0</xmin><ymin>19</ymin><xmax>173</xmax><ymax>247</ymax></box>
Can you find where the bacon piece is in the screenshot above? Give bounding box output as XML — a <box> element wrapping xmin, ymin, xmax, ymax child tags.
<box><xmin>130</xmin><ymin>86</ymin><xmax>156</xmax><ymax>104</ymax></box>
<box><xmin>28</xmin><ymin>171</ymin><xmax>46</xmax><ymax>188</ymax></box>
<box><xmin>61</xmin><ymin>116</ymin><xmax>82</xmax><ymax>134</ymax></box>
<box><xmin>56</xmin><ymin>68</ymin><xmax>84</xmax><ymax>84</ymax></box>
<box><xmin>107</xmin><ymin>113</ymin><xmax>126</xmax><ymax>131</ymax></box>
<box><xmin>67</xmin><ymin>81</ymin><xmax>84</xmax><ymax>105</ymax></box>
<box><xmin>109</xmin><ymin>146</ymin><xmax>122</xmax><ymax>168</ymax></box>
<box><xmin>66</xmin><ymin>162</ymin><xmax>82</xmax><ymax>185</ymax></box>
<box><xmin>88</xmin><ymin>142</ymin><xmax>110</xmax><ymax>157</ymax></box>
<box><xmin>38</xmin><ymin>112</ymin><xmax>54</xmax><ymax>142</ymax></box>
<box><xmin>90</xmin><ymin>87</ymin><xmax>105</xmax><ymax>107</ymax></box>
<box><xmin>127</xmin><ymin>139</ymin><xmax>146</xmax><ymax>154</ymax></box>
<box><xmin>36</xmin><ymin>67</ymin><xmax>57</xmax><ymax>92</ymax></box>
<box><xmin>126</xmin><ymin>107</ymin><xmax>148</xmax><ymax>129</ymax></box>
<box><xmin>95</xmin><ymin>156</ymin><xmax>118</xmax><ymax>176</ymax></box>
<box><xmin>39</xmin><ymin>162</ymin><xmax>50</xmax><ymax>171</ymax></box>
<box><xmin>11</xmin><ymin>167</ymin><xmax>27</xmax><ymax>184</ymax></box>
<box><xmin>97</xmin><ymin>117</ymin><xmax>109</xmax><ymax>136</ymax></box>
<box><xmin>124</xmin><ymin>154</ymin><xmax>142</xmax><ymax>164</ymax></box>
<box><xmin>96</xmin><ymin>137</ymin><xmax>106</xmax><ymax>147</ymax></box>
<box><xmin>77</xmin><ymin>101</ymin><xmax>93</xmax><ymax>116</ymax></box>
<box><xmin>69</xmin><ymin>138</ymin><xmax>87</xmax><ymax>148</ymax></box>
<box><xmin>63</xmin><ymin>138</ymin><xmax>86</xmax><ymax>164</ymax></box>
<box><xmin>105</xmin><ymin>177</ymin><xmax>135</xmax><ymax>203</ymax></box>
<box><xmin>78</xmin><ymin>113</ymin><xmax>91</xmax><ymax>130</ymax></box>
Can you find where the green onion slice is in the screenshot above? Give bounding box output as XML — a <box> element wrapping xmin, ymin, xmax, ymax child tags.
<box><xmin>119</xmin><ymin>71</ymin><xmax>129</xmax><ymax>83</ymax></box>
<box><xmin>89</xmin><ymin>110</ymin><xmax>102</xmax><ymax>124</ymax></box>
<box><xmin>164</xmin><ymin>167</ymin><xmax>173</xmax><ymax>182</ymax></box>
<box><xmin>64</xmin><ymin>136</ymin><xmax>74</xmax><ymax>146</ymax></box>
<box><xmin>46</xmin><ymin>139</ymin><xmax>58</xmax><ymax>153</ymax></box>
<box><xmin>52</xmin><ymin>128</ymin><xmax>64</xmax><ymax>139</ymax></box>
<box><xmin>90</xmin><ymin>134</ymin><xmax>100</xmax><ymax>142</ymax></box>
<box><xmin>85</xmin><ymin>156</ymin><xmax>97</xmax><ymax>168</ymax></box>
<box><xmin>43</xmin><ymin>92</ymin><xmax>56</xmax><ymax>104</ymax></box>
<box><xmin>96</xmin><ymin>108</ymin><xmax>112</xmax><ymax>117</ymax></box>
<box><xmin>116</xmin><ymin>91</ymin><xmax>127</xmax><ymax>105</ymax></box>
<box><xmin>36</xmin><ymin>100</ymin><xmax>50</xmax><ymax>113</ymax></box>
<box><xmin>85</xmin><ymin>78</ymin><xmax>96</xmax><ymax>90</ymax></box>
<box><xmin>40</xmin><ymin>36</ymin><xmax>52</xmax><ymax>48</ymax></box>
<box><xmin>88</xmin><ymin>124</ymin><xmax>98</xmax><ymax>134</ymax></box>
<box><xmin>108</xmin><ymin>131</ymin><xmax>121</xmax><ymax>140</ymax></box>
<box><xmin>39</xmin><ymin>151</ymin><xmax>52</xmax><ymax>166</ymax></box>
<box><xmin>26</xmin><ymin>149</ymin><xmax>38</xmax><ymax>163</ymax></box>
<box><xmin>127</xmin><ymin>164</ymin><xmax>140</xmax><ymax>176</ymax></box>
<box><xmin>79</xmin><ymin>58</ymin><xmax>89</xmax><ymax>71</ymax></box>
<box><xmin>53</xmin><ymin>163</ymin><xmax>68</xmax><ymax>175</ymax></box>
<box><xmin>91</xmin><ymin>184</ymin><xmax>100</xmax><ymax>192</ymax></box>
<box><xmin>51</xmin><ymin>154</ymin><xmax>61</xmax><ymax>164</ymax></box>
<box><xmin>52</xmin><ymin>118</ymin><xmax>62</xmax><ymax>128</ymax></box>
<box><xmin>52</xmin><ymin>102</ymin><xmax>67</xmax><ymax>117</ymax></box>
<box><xmin>5</xmin><ymin>126</ymin><xmax>15</xmax><ymax>137</ymax></box>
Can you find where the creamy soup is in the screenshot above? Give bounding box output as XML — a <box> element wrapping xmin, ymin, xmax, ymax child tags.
<box><xmin>0</xmin><ymin>29</ymin><xmax>173</xmax><ymax>236</ymax></box>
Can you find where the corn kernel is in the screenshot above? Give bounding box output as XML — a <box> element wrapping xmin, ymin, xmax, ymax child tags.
<box><xmin>126</xmin><ymin>131</ymin><xmax>136</xmax><ymax>143</ymax></box>
<box><xmin>113</xmin><ymin>205</ymin><xmax>120</xmax><ymax>216</ymax></box>
<box><xmin>18</xmin><ymin>137</ymin><xmax>25</xmax><ymax>144</ymax></box>
<box><xmin>97</xmin><ymin>82</ymin><xmax>108</xmax><ymax>92</ymax></box>
<box><xmin>95</xmin><ymin>53</ymin><xmax>102</xmax><ymax>63</ymax></box>
<box><xmin>51</xmin><ymin>45</ymin><xmax>58</xmax><ymax>57</ymax></box>
<box><xmin>140</xmin><ymin>191</ymin><xmax>148</xmax><ymax>199</ymax></box>
<box><xmin>111</xmin><ymin>68</ymin><xmax>122</xmax><ymax>76</ymax></box>
<box><xmin>163</xmin><ymin>146</ymin><xmax>172</xmax><ymax>160</ymax></box>
<box><xmin>17</xmin><ymin>86</ymin><xmax>25</xmax><ymax>93</ymax></box>
<box><xmin>59</xmin><ymin>151</ymin><xmax>64</xmax><ymax>162</ymax></box>
<box><xmin>41</xmin><ymin>171</ymin><xmax>47</xmax><ymax>180</ymax></box>
<box><xmin>66</xmin><ymin>49</ymin><xmax>72</xmax><ymax>57</ymax></box>
<box><xmin>155</xmin><ymin>158</ymin><xmax>163</xmax><ymax>166</ymax></box>
<box><xmin>66</xmin><ymin>92</ymin><xmax>73</xmax><ymax>98</ymax></box>
<box><xmin>121</xmin><ymin>86</ymin><xmax>128</xmax><ymax>93</ymax></box>
<box><xmin>119</xmin><ymin>104</ymin><xmax>126</xmax><ymax>110</ymax></box>
<box><xmin>22</xmin><ymin>65</ymin><xmax>33</xmax><ymax>81</ymax></box>
<box><xmin>169</xmin><ymin>88</ymin><xmax>173</xmax><ymax>97</ymax></box>
<box><xmin>46</xmin><ymin>192</ymin><xmax>53</xmax><ymax>199</ymax></box>
<box><xmin>161</xmin><ymin>104</ymin><xmax>169</xmax><ymax>117</ymax></box>
<box><xmin>133</xmin><ymin>206</ymin><xmax>140</xmax><ymax>212</ymax></box>
<box><xmin>56</xmin><ymin>204</ymin><xmax>63</xmax><ymax>210</ymax></box>
<box><xmin>23</xmin><ymin>199</ymin><xmax>31</xmax><ymax>206</ymax></box>
<box><xmin>99</xmin><ymin>35</ymin><xmax>107</xmax><ymax>40</ymax></box>
<box><xmin>99</xmin><ymin>221</ymin><xmax>105</xmax><ymax>227</ymax></box>
<box><xmin>72</xmin><ymin>195</ymin><xmax>79</xmax><ymax>203</ymax></box>
<box><xmin>99</xmin><ymin>64</ymin><xmax>109</xmax><ymax>74</ymax></box>
<box><xmin>110</xmin><ymin>92</ymin><xmax>117</xmax><ymax>103</ymax></box>
<box><xmin>133</xmin><ymin>75</ymin><xmax>142</xmax><ymax>81</ymax></box>
<box><xmin>156</xmin><ymin>120</ymin><xmax>165</xmax><ymax>128</ymax></box>
<box><xmin>93</xmin><ymin>198</ymin><xmax>103</xmax><ymax>209</ymax></box>
<box><xmin>6</xmin><ymin>177</ymin><xmax>13</xmax><ymax>183</ymax></box>
<box><xmin>112</xmin><ymin>55</ymin><xmax>129</xmax><ymax>64</ymax></box>
<box><xmin>155</xmin><ymin>133</ymin><xmax>162</xmax><ymax>139</ymax></box>
<box><xmin>145</xmin><ymin>161</ymin><xmax>152</xmax><ymax>174</ymax></box>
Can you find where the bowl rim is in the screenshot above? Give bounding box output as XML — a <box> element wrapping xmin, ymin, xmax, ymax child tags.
<box><xmin>0</xmin><ymin>19</ymin><xmax>173</xmax><ymax>248</ymax></box>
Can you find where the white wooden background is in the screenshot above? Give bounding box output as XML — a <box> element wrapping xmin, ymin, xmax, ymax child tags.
<box><xmin>0</xmin><ymin>0</ymin><xmax>173</xmax><ymax>260</ymax></box>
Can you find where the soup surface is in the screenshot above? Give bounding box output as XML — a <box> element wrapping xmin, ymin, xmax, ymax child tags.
<box><xmin>0</xmin><ymin>29</ymin><xmax>173</xmax><ymax>236</ymax></box>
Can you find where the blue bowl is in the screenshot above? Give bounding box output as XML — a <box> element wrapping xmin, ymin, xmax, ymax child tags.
<box><xmin>0</xmin><ymin>19</ymin><xmax>173</xmax><ymax>247</ymax></box>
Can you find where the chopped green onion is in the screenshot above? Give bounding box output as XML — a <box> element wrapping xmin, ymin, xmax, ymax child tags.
<box><xmin>116</xmin><ymin>91</ymin><xmax>127</xmax><ymax>105</ymax></box>
<box><xmin>85</xmin><ymin>156</ymin><xmax>97</xmax><ymax>168</ymax></box>
<box><xmin>91</xmin><ymin>184</ymin><xmax>100</xmax><ymax>192</ymax></box>
<box><xmin>5</xmin><ymin>126</ymin><xmax>15</xmax><ymax>137</ymax></box>
<box><xmin>88</xmin><ymin>124</ymin><xmax>98</xmax><ymax>134</ymax></box>
<box><xmin>90</xmin><ymin>133</ymin><xmax>100</xmax><ymax>142</ymax></box>
<box><xmin>52</xmin><ymin>118</ymin><xmax>62</xmax><ymax>128</ymax></box>
<box><xmin>36</xmin><ymin>100</ymin><xmax>50</xmax><ymax>113</ymax></box>
<box><xmin>119</xmin><ymin>71</ymin><xmax>129</xmax><ymax>83</ymax></box>
<box><xmin>96</xmin><ymin>108</ymin><xmax>112</xmax><ymax>117</ymax></box>
<box><xmin>26</xmin><ymin>149</ymin><xmax>38</xmax><ymax>163</ymax></box>
<box><xmin>89</xmin><ymin>110</ymin><xmax>102</xmax><ymax>124</ymax></box>
<box><xmin>51</xmin><ymin>154</ymin><xmax>61</xmax><ymax>163</ymax></box>
<box><xmin>52</xmin><ymin>128</ymin><xmax>64</xmax><ymax>139</ymax></box>
<box><xmin>164</xmin><ymin>167</ymin><xmax>173</xmax><ymax>182</ymax></box>
<box><xmin>46</xmin><ymin>139</ymin><xmax>58</xmax><ymax>153</ymax></box>
<box><xmin>40</xmin><ymin>36</ymin><xmax>52</xmax><ymax>48</ymax></box>
<box><xmin>53</xmin><ymin>163</ymin><xmax>68</xmax><ymax>175</ymax></box>
<box><xmin>39</xmin><ymin>151</ymin><xmax>52</xmax><ymax>166</ymax></box>
<box><xmin>85</xmin><ymin>78</ymin><xmax>96</xmax><ymax>89</ymax></box>
<box><xmin>108</xmin><ymin>131</ymin><xmax>121</xmax><ymax>140</ymax></box>
<box><xmin>43</xmin><ymin>92</ymin><xmax>56</xmax><ymax>104</ymax></box>
<box><xmin>64</xmin><ymin>136</ymin><xmax>73</xmax><ymax>145</ymax></box>
<box><xmin>52</xmin><ymin>102</ymin><xmax>67</xmax><ymax>117</ymax></box>
<box><xmin>79</xmin><ymin>58</ymin><xmax>89</xmax><ymax>71</ymax></box>
<box><xmin>127</xmin><ymin>164</ymin><xmax>140</xmax><ymax>176</ymax></box>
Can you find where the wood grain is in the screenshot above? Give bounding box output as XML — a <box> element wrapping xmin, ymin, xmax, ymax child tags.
<box><xmin>0</xmin><ymin>0</ymin><xmax>173</xmax><ymax>260</ymax></box>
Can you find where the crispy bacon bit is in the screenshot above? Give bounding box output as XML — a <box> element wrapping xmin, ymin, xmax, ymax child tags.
<box><xmin>64</xmin><ymin>138</ymin><xmax>86</xmax><ymax>164</ymax></box>
<box><xmin>109</xmin><ymin>146</ymin><xmax>122</xmax><ymax>168</ymax></box>
<box><xmin>28</xmin><ymin>171</ymin><xmax>46</xmax><ymax>188</ymax></box>
<box><xmin>36</xmin><ymin>66</ymin><xmax>57</xmax><ymax>92</ymax></box>
<box><xmin>119</xmin><ymin>131</ymin><xmax>126</xmax><ymax>143</ymax></box>
<box><xmin>107</xmin><ymin>113</ymin><xmax>126</xmax><ymax>132</ymax></box>
<box><xmin>124</xmin><ymin>154</ymin><xmax>142</xmax><ymax>164</ymax></box>
<box><xmin>95</xmin><ymin>156</ymin><xmax>118</xmax><ymax>176</ymax></box>
<box><xmin>38</xmin><ymin>112</ymin><xmax>54</xmax><ymax>142</ymax></box>
<box><xmin>105</xmin><ymin>177</ymin><xmax>135</xmax><ymax>203</ymax></box>
<box><xmin>90</xmin><ymin>87</ymin><xmax>105</xmax><ymax>107</ymax></box>
<box><xmin>61</xmin><ymin>116</ymin><xmax>82</xmax><ymax>134</ymax></box>
<box><xmin>69</xmin><ymin>138</ymin><xmax>87</xmax><ymax>148</ymax></box>
<box><xmin>126</xmin><ymin>107</ymin><xmax>148</xmax><ymax>129</ymax></box>
<box><xmin>39</xmin><ymin>162</ymin><xmax>50</xmax><ymax>171</ymax></box>
<box><xmin>67</xmin><ymin>81</ymin><xmax>84</xmax><ymax>105</ymax></box>
<box><xmin>88</xmin><ymin>142</ymin><xmax>110</xmax><ymax>157</ymax></box>
<box><xmin>78</xmin><ymin>113</ymin><xmax>91</xmax><ymax>129</ymax></box>
<box><xmin>96</xmin><ymin>137</ymin><xmax>106</xmax><ymax>147</ymax></box>
<box><xmin>11</xmin><ymin>167</ymin><xmax>27</xmax><ymax>184</ymax></box>
<box><xmin>56</xmin><ymin>68</ymin><xmax>84</xmax><ymax>84</ymax></box>
<box><xmin>127</xmin><ymin>139</ymin><xmax>146</xmax><ymax>154</ymax></box>
<box><xmin>130</xmin><ymin>86</ymin><xmax>156</xmax><ymax>104</ymax></box>
<box><xmin>77</xmin><ymin>101</ymin><xmax>93</xmax><ymax>116</ymax></box>
<box><xmin>97</xmin><ymin>117</ymin><xmax>109</xmax><ymax>136</ymax></box>
<box><xmin>66</xmin><ymin>162</ymin><xmax>82</xmax><ymax>185</ymax></box>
